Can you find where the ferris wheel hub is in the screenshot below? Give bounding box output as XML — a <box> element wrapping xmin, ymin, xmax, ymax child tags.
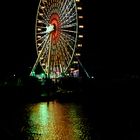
<box><xmin>49</xmin><ymin>13</ymin><xmax>61</xmax><ymax>44</ymax></box>
<box><xmin>46</xmin><ymin>24</ymin><xmax>54</xmax><ymax>33</ymax></box>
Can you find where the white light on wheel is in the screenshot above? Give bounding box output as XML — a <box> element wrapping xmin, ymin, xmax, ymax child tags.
<box><xmin>78</xmin><ymin>35</ymin><xmax>83</xmax><ymax>38</ymax></box>
<box><xmin>78</xmin><ymin>44</ymin><xmax>82</xmax><ymax>47</ymax></box>
<box><xmin>77</xmin><ymin>7</ymin><xmax>82</xmax><ymax>10</ymax></box>
<box><xmin>79</xmin><ymin>25</ymin><xmax>84</xmax><ymax>28</ymax></box>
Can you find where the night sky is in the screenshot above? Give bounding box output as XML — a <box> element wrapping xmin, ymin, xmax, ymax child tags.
<box><xmin>0</xmin><ymin>0</ymin><xmax>139</xmax><ymax>79</ymax></box>
<box><xmin>82</xmin><ymin>0</ymin><xmax>140</xmax><ymax>79</ymax></box>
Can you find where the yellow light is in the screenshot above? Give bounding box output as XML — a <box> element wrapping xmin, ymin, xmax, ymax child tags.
<box><xmin>70</xmin><ymin>68</ymin><xmax>75</xmax><ymax>71</ymax></box>
<box><xmin>37</xmin><ymin>36</ymin><xmax>41</xmax><ymax>38</ymax></box>
<box><xmin>42</xmin><ymin>63</ymin><xmax>45</xmax><ymax>66</ymax></box>
<box><xmin>41</xmin><ymin>6</ymin><xmax>45</xmax><ymax>9</ymax></box>
<box><xmin>77</xmin><ymin>7</ymin><xmax>82</xmax><ymax>10</ymax></box>
<box><xmin>40</xmin><ymin>57</ymin><xmax>43</xmax><ymax>60</ymax></box>
<box><xmin>38</xmin><ymin>20</ymin><xmax>43</xmax><ymax>23</ymax></box>
<box><xmin>37</xmin><ymin>43</ymin><xmax>41</xmax><ymax>46</ymax></box>
<box><xmin>37</xmin><ymin>28</ymin><xmax>41</xmax><ymax>31</ymax></box>
<box><xmin>76</xmin><ymin>0</ymin><xmax>80</xmax><ymax>2</ymax></box>
<box><xmin>78</xmin><ymin>16</ymin><xmax>83</xmax><ymax>19</ymax></box>
<box><xmin>75</xmin><ymin>53</ymin><xmax>81</xmax><ymax>56</ymax></box>
<box><xmin>39</xmin><ymin>13</ymin><xmax>43</xmax><ymax>16</ymax></box>
<box><xmin>73</xmin><ymin>61</ymin><xmax>78</xmax><ymax>64</ymax></box>
<box><xmin>78</xmin><ymin>44</ymin><xmax>82</xmax><ymax>47</ymax></box>
<box><xmin>78</xmin><ymin>35</ymin><xmax>83</xmax><ymax>38</ymax></box>
<box><xmin>79</xmin><ymin>25</ymin><xmax>84</xmax><ymax>28</ymax></box>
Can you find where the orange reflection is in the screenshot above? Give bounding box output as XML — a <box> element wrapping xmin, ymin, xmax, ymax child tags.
<box><xmin>21</xmin><ymin>101</ymin><xmax>89</xmax><ymax>140</ymax></box>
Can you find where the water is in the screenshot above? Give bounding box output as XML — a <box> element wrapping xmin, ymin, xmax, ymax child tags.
<box><xmin>1</xmin><ymin>86</ymin><xmax>140</xmax><ymax>140</ymax></box>
<box><xmin>20</xmin><ymin>101</ymin><xmax>95</xmax><ymax>140</ymax></box>
<box><xmin>0</xmin><ymin>93</ymin><xmax>98</xmax><ymax>140</ymax></box>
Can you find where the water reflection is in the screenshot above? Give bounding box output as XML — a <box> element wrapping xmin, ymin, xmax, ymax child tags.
<box><xmin>21</xmin><ymin>101</ymin><xmax>93</xmax><ymax>140</ymax></box>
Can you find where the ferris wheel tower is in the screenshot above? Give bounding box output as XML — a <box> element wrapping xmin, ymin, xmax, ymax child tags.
<box><xmin>30</xmin><ymin>0</ymin><xmax>84</xmax><ymax>79</ymax></box>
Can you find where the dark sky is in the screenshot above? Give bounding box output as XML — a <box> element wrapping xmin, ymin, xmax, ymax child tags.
<box><xmin>0</xmin><ymin>0</ymin><xmax>38</xmax><ymax>77</ymax></box>
<box><xmin>0</xmin><ymin>0</ymin><xmax>139</xmax><ymax>79</ymax></box>
<box><xmin>82</xmin><ymin>0</ymin><xmax>140</xmax><ymax>78</ymax></box>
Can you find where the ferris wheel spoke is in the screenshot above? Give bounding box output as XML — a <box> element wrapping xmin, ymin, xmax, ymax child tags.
<box><xmin>46</xmin><ymin>7</ymin><xmax>53</xmax><ymax>18</ymax></box>
<box><xmin>40</xmin><ymin>0</ymin><xmax>48</xmax><ymax>7</ymax></box>
<box><xmin>37</xmin><ymin>30</ymin><xmax>48</xmax><ymax>35</ymax></box>
<box><xmin>38</xmin><ymin>11</ymin><xmax>48</xmax><ymax>24</ymax></box>
<box><xmin>60</xmin><ymin>0</ymin><xmax>74</xmax><ymax>18</ymax></box>
<box><xmin>61</xmin><ymin>5</ymin><xmax>76</xmax><ymax>21</ymax></box>
<box><xmin>61</xmin><ymin>29</ymin><xmax>77</xmax><ymax>34</ymax></box>
<box><xmin>59</xmin><ymin>36</ymin><xmax>73</xmax><ymax>64</ymax></box>
<box><xmin>37</xmin><ymin>25</ymin><xmax>48</xmax><ymax>29</ymax></box>
<box><xmin>37</xmin><ymin>19</ymin><xmax>49</xmax><ymax>26</ymax></box>
<box><xmin>59</xmin><ymin>64</ymin><xmax>64</xmax><ymax>75</ymax></box>
<box><xmin>61</xmin><ymin>17</ymin><xmax>76</xmax><ymax>27</ymax></box>
<box><xmin>43</xmin><ymin>40</ymin><xmax>51</xmax><ymax>75</ymax></box>
<box><xmin>49</xmin><ymin>7</ymin><xmax>59</xmax><ymax>18</ymax></box>
<box><xmin>37</xmin><ymin>15</ymin><xmax>49</xmax><ymax>24</ymax></box>
<box><xmin>60</xmin><ymin>2</ymin><xmax>76</xmax><ymax>22</ymax></box>
<box><xmin>59</xmin><ymin>40</ymin><xmax>73</xmax><ymax>62</ymax></box>
<box><xmin>54</xmin><ymin>57</ymin><xmax>61</xmax><ymax>75</ymax></box>
<box><xmin>58</xmin><ymin>39</ymin><xmax>71</xmax><ymax>67</ymax></box>
<box><xmin>59</xmin><ymin>33</ymin><xmax>75</xmax><ymax>53</ymax></box>
<box><xmin>45</xmin><ymin>35</ymin><xmax>52</xmax><ymax>73</ymax></box>
<box><xmin>61</xmin><ymin>12</ymin><xmax>76</xmax><ymax>26</ymax></box>
<box><xmin>61</xmin><ymin>23</ymin><xmax>77</xmax><ymax>29</ymax></box>
<box><xmin>59</xmin><ymin>62</ymin><xmax>65</xmax><ymax>74</ymax></box>
<box><xmin>55</xmin><ymin>41</ymin><xmax>66</xmax><ymax>65</ymax></box>
<box><xmin>47</xmin><ymin>35</ymin><xmax>53</xmax><ymax>70</ymax></box>
<box><xmin>57</xmin><ymin>1</ymin><xmax>63</xmax><ymax>15</ymax></box>
<box><xmin>59</xmin><ymin>46</ymin><xmax>69</xmax><ymax>68</ymax></box>
<box><xmin>39</xmin><ymin>2</ymin><xmax>50</xmax><ymax>21</ymax></box>
<box><xmin>54</xmin><ymin>1</ymin><xmax>60</xmax><ymax>10</ymax></box>
<box><xmin>37</xmin><ymin>34</ymin><xmax>49</xmax><ymax>48</ymax></box>
<box><xmin>38</xmin><ymin>34</ymin><xmax>50</xmax><ymax>51</ymax></box>
<box><xmin>46</xmin><ymin>2</ymin><xmax>59</xmax><ymax>16</ymax></box>
<box><xmin>55</xmin><ymin>44</ymin><xmax>64</xmax><ymax>73</ymax></box>
<box><xmin>60</xmin><ymin>32</ymin><xmax>76</xmax><ymax>64</ymax></box>
<box><xmin>60</xmin><ymin>0</ymin><xmax>69</xmax><ymax>16</ymax></box>
<box><xmin>31</xmin><ymin>34</ymin><xmax>50</xmax><ymax>73</ymax></box>
<box><xmin>37</xmin><ymin>8</ymin><xmax>49</xmax><ymax>23</ymax></box>
<box><xmin>49</xmin><ymin>61</ymin><xmax>54</xmax><ymax>76</ymax></box>
<box><xmin>60</xmin><ymin>31</ymin><xmax>76</xmax><ymax>44</ymax></box>
<box><xmin>51</xmin><ymin>44</ymin><xmax>57</xmax><ymax>69</ymax></box>
<box><xmin>36</xmin><ymin>32</ymin><xmax>49</xmax><ymax>42</ymax></box>
<box><xmin>52</xmin><ymin>54</ymin><xmax>57</xmax><ymax>75</ymax></box>
<box><xmin>37</xmin><ymin>23</ymin><xmax>54</xmax><ymax>46</ymax></box>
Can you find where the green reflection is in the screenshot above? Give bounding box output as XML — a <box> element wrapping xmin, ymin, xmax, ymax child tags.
<box><xmin>26</xmin><ymin>102</ymin><xmax>49</xmax><ymax>135</ymax></box>
<box><xmin>29</xmin><ymin>103</ymin><xmax>49</xmax><ymax>126</ymax></box>
<box><xmin>22</xmin><ymin>101</ymin><xmax>91</xmax><ymax>140</ymax></box>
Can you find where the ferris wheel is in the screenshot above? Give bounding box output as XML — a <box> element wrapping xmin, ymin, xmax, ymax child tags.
<box><xmin>30</xmin><ymin>0</ymin><xmax>84</xmax><ymax>79</ymax></box>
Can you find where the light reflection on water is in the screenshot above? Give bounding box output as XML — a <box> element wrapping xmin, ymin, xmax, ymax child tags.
<box><xmin>21</xmin><ymin>101</ymin><xmax>93</xmax><ymax>140</ymax></box>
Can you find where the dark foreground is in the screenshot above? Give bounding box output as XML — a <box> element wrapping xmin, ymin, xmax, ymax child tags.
<box><xmin>0</xmin><ymin>78</ymin><xmax>140</xmax><ymax>140</ymax></box>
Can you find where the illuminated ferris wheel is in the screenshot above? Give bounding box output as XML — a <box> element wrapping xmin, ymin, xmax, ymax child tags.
<box><xmin>30</xmin><ymin>0</ymin><xmax>84</xmax><ymax>79</ymax></box>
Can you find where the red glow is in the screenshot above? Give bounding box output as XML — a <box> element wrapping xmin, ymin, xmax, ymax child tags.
<box><xmin>49</xmin><ymin>14</ymin><xmax>61</xmax><ymax>44</ymax></box>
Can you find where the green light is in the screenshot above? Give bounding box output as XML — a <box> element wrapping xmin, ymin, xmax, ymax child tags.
<box><xmin>26</xmin><ymin>102</ymin><xmax>49</xmax><ymax>135</ymax></box>
<box><xmin>40</xmin><ymin>73</ymin><xmax>46</xmax><ymax>79</ymax></box>
<box><xmin>30</xmin><ymin>103</ymin><xmax>49</xmax><ymax>126</ymax></box>
<box><xmin>31</xmin><ymin>71</ymin><xmax>36</xmax><ymax>77</ymax></box>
